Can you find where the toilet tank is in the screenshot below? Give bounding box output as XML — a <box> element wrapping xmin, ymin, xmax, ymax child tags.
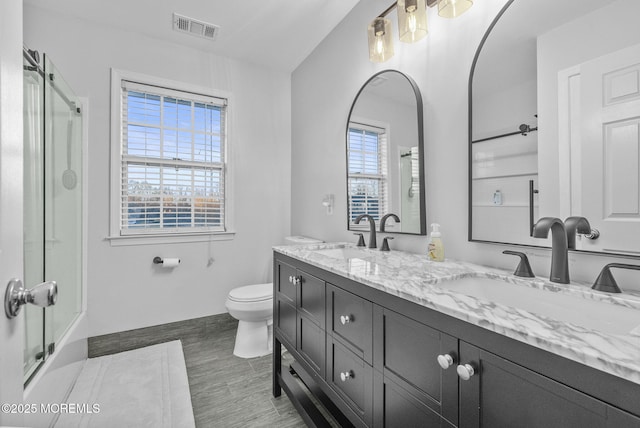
<box><xmin>284</xmin><ymin>236</ymin><xmax>323</xmax><ymax>245</ymax></box>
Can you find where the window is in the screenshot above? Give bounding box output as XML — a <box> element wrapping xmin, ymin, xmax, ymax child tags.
<box><xmin>111</xmin><ymin>73</ymin><xmax>231</xmax><ymax>241</ymax></box>
<box><xmin>347</xmin><ymin>123</ymin><xmax>388</xmax><ymax>225</ymax></box>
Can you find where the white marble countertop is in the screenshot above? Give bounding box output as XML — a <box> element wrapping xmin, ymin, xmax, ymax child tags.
<box><xmin>273</xmin><ymin>242</ymin><xmax>640</xmax><ymax>385</ymax></box>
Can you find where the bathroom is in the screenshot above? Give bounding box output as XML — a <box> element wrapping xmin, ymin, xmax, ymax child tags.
<box><xmin>1</xmin><ymin>0</ymin><xmax>640</xmax><ymax>426</ymax></box>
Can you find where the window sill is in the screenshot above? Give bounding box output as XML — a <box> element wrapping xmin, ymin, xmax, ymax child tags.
<box><xmin>106</xmin><ymin>230</ymin><xmax>236</xmax><ymax>246</ymax></box>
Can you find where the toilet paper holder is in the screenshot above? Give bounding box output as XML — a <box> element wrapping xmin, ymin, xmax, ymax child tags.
<box><xmin>153</xmin><ymin>257</ymin><xmax>180</xmax><ymax>266</ymax></box>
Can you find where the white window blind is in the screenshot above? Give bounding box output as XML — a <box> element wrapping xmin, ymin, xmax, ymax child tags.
<box><xmin>347</xmin><ymin>123</ymin><xmax>388</xmax><ymax>225</ymax></box>
<box><xmin>119</xmin><ymin>80</ymin><xmax>227</xmax><ymax>235</ymax></box>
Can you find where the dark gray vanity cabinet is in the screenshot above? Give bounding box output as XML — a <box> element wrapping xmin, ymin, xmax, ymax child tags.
<box><xmin>273</xmin><ymin>253</ymin><xmax>640</xmax><ymax>428</ymax></box>
<box><xmin>274</xmin><ymin>259</ymin><xmax>326</xmax><ymax>377</ymax></box>
<box><xmin>458</xmin><ymin>341</ymin><xmax>640</xmax><ymax>428</ymax></box>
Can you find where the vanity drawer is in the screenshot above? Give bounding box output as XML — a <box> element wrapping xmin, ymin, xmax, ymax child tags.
<box><xmin>327</xmin><ymin>336</ymin><xmax>373</xmax><ymax>427</ymax></box>
<box><xmin>276</xmin><ymin>261</ymin><xmax>297</xmax><ymax>303</ymax></box>
<box><xmin>327</xmin><ymin>283</ymin><xmax>373</xmax><ymax>363</ymax></box>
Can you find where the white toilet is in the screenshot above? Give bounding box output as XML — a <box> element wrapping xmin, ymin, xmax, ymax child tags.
<box><xmin>225</xmin><ymin>236</ymin><xmax>322</xmax><ymax>358</ymax></box>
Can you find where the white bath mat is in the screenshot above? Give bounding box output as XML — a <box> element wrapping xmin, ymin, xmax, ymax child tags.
<box><xmin>55</xmin><ymin>340</ymin><xmax>195</xmax><ymax>428</ymax></box>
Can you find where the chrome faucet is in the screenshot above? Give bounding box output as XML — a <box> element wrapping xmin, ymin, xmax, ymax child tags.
<box><xmin>532</xmin><ymin>217</ymin><xmax>569</xmax><ymax>284</ymax></box>
<box><xmin>564</xmin><ymin>216</ymin><xmax>592</xmax><ymax>250</ymax></box>
<box><xmin>380</xmin><ymin>213</ymin><xmax>400</xmax><ymax>232</ymax></box>
<box><xmin>355</xmin><ymin>214</ymin><xmax>377</xmax><ymax>249</ymax></box>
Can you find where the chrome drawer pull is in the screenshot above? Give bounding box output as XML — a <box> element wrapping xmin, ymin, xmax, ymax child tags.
<box><xmin>437</xmin><ymin>354</ymin><xmax>455</xmax><ymax>370</ymax></box>
<box><xmin>340</xmin><ymin>370</ymin><xmax>353</xmax><ymax>382</ymax></box>
<box><xmin>457</xmin><ymin>363</ymin><xmax>475</xmax><ymax>381</ymax></box>
<box><xmin>340</xmin><ymin>315</ymin><xmax>353</xmax><ymax>325</ymax></box>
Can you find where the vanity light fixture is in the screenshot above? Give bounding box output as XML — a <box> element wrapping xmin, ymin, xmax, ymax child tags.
<box><xmin>398</xmin><ymin>0</ymin><xmax>428</xmax><ymax>43</ymax></box>
<box><xmin>437</xmin><ymin>0</ymin><xmax>473</xmax><ymax>18</ymax></box>
<box><xmin>368</xmin><ymin>16</ymin><xmax>395</xmax><ymax>63</ymax></box>
<box><xmin>368</xmin><ymin>0</ymin><xmax>473</xmax><ymax>62</ymax></box>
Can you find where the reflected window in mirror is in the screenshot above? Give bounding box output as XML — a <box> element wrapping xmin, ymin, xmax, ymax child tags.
<box><xmin>347</xmin><ymin>123</ymin><xmax>388</xmax><ymax>226</ymax></box>
<box><xmin>346</xmin><ymin>70</ymin><xmax>426</xmax><ymax>235</ymax></box>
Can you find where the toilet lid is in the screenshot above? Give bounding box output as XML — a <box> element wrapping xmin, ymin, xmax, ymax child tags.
<box><xmin>228</xmin><ymin>283</ymin><xmax>272</xmax><ymax>302</ymax></box>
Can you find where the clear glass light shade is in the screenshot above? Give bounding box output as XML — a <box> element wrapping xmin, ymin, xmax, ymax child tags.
<box><xmin>368</xmin><ymin>17</ymin><xmax>394</xmax><ymax>63</ymax></box>
<box><xmin>398</xmin><ymin>0</ymin><xmax>428</xmax><ymax>43</ymax></box>
<box><xmin>438</xmin><ymin>0</ymin><xmax>473</xmax><ymax>18</ymax></box>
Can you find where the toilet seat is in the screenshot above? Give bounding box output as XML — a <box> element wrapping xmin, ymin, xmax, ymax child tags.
<box><xmin>227</xmin><ymin>283</ymin><xmax>272</xmax><ymax>303</ymax></box>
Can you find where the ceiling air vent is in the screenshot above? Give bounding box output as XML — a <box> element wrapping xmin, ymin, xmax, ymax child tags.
<box><xmin>172</xmin><ymin>13</ymin><xmax>219</xmax><ymax>41</ymax></box>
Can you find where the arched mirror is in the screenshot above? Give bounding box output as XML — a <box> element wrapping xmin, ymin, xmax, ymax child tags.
<box><xmin>470</xmin><ymin>0</ymin><xmax>640</xmax><ymax>256</ymax></box>
<box><xmin>346</xmin><ymin>70</ymin><xmax>426</xmax><ymax>235</ymax></box>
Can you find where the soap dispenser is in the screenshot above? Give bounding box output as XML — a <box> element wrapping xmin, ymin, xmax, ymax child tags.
<box><xmin>428</xmin><ymin>223</ymin><xmax>445</xmax><ymax>262</ymax></box>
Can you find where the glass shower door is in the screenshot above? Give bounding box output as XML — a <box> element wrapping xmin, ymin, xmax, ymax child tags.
<box><xmin>22</xmin><ymin>51</ymin><xmax>83</xmax><ymax>383</ymax></box>
<box><xmin>43</xmin><ymin>54</ymin><xmax>83</xmax><ymax>352</ymax></box>
<box><xmin>23</xmin><ymin>54</ymin><xmax>46</xmax><ymax>381</ymax></box>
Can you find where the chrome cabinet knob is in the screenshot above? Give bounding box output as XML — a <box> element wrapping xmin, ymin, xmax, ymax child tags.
<box><xmin>340</xmin><ymin>315</ymin><xmax>352</xmax><ymax>325</ymax></box>
<box><xmin>340</xmin><ymin>370</ymin><xmax>353</xmax><ymax>382</ymax></box>
<box><xmin>288</xmin><ymin>275</ymin><xmax>301</xmax><ymax>285</ymax></box>
<box><xmin>437</xmin><ymin>354</ymin><xmax>455</xmax><ymax>370</ymax></box>
<box><xmin>457</xmin><ymin>364</ymin><xmax>476</xmax><ymax>381</ymax></box>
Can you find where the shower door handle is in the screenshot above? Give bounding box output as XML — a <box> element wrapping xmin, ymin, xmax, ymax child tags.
<box><xmin>4</xmin><ymin>278</ymin><xmax>58</xmax><ymax>319</ymax></box>
<box><xmin>529</xmin><ymin>180</ymin><xmax>539</xmax><ymax>236</ymax></box>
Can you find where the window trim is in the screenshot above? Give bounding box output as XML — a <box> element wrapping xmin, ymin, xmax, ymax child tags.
<box><xmin>108</xmin><ymin>68</ymin><xmax>235</xmax><ymax>245</ymax></box>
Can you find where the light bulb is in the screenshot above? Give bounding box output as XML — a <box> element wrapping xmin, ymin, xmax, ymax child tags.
<box><xmin>407</xmin><ymin>12</ymin><xmax>417</xmax><ymax>34</ymax></box>
<box><xmin>375</xmin><ymin>34</ymin><xmax>385</xmax><ymax>56</ymax></box>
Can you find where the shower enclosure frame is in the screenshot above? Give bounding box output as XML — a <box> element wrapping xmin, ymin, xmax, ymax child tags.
<box><xmin>22</xmin><ymin>46</ymin><xmax>84</xmax><ymax>386</ymax></box>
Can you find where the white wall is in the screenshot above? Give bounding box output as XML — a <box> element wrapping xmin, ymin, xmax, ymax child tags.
<box><xmin>291</xmin><ymin>0</ymin><xmax>640</xmax><ymax>289</ymax></box>
<box><xmin>24</xmin><ymin>5</ymin><xmax>292</xmax><ymax>336</ymax></box>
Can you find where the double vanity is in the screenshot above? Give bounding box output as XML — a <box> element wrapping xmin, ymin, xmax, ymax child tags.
<box><xmin>272</xmin><ymin>243</ymin><xmax>640</xmax><ymax>427</ymax></box>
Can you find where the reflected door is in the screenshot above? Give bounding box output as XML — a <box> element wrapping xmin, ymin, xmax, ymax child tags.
<box><xmin>577</xmin><ymin>43</ymin><xmax>640</xmax><ymax>253</ymax></box>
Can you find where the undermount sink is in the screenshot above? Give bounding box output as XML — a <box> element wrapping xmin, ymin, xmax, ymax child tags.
<box><xmin>313</xmin><ymin>247</ymin><xmax>375</xmax><ymax>260</ymax></box>
<box><xmin>441</xmin><ymin>276</ymin><xmax>640</xmax><ymax>336</ymax></box>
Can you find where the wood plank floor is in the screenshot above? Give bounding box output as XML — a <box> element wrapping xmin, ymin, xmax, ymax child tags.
<box><xmin>181</xmin><ymin>315</ymin><xmax>306</xmax><ymax>427</ymax></box>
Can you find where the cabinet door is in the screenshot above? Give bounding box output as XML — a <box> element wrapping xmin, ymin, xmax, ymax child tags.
<box><xmin>327</xmin><ymin>336</ymin><xmax>373</xmax><ymax>427</ymax></box>
<box><xmin>373</xmin><ymin>371</ymin><xmax>453</xmax><ymax>428</ymax></box>
<box><xmin>458</xmin><ymin>341</ymin><xmax>639</xmax><ymax>428</ymax></box>
<box><xmin>275</xmin><ymin>299</ymin><xmax>296</xmax><ymax>347</ymax></box>
<box><xmin>297</xmin><ymin>314</ymin><xmax>325</xmax><ymax>376</ymax></box>
<box><xmin>298</xmin><ymin>270</ymin><xmax>325</xmax><ymax>326</ymax></box>
<box><xmin>374</xmin><ymin>307</ymin><xmax>458</xmax><ymax>425</ymax></box>
<box><xmin>327</xmin><ymin>283</ymin><xmax>373</xmax><ymax>363</ymax></box>
<box><xmin>276</xmin><ymin>261</ymin><xmax>297</xmax><ymax>303</ymax></box>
